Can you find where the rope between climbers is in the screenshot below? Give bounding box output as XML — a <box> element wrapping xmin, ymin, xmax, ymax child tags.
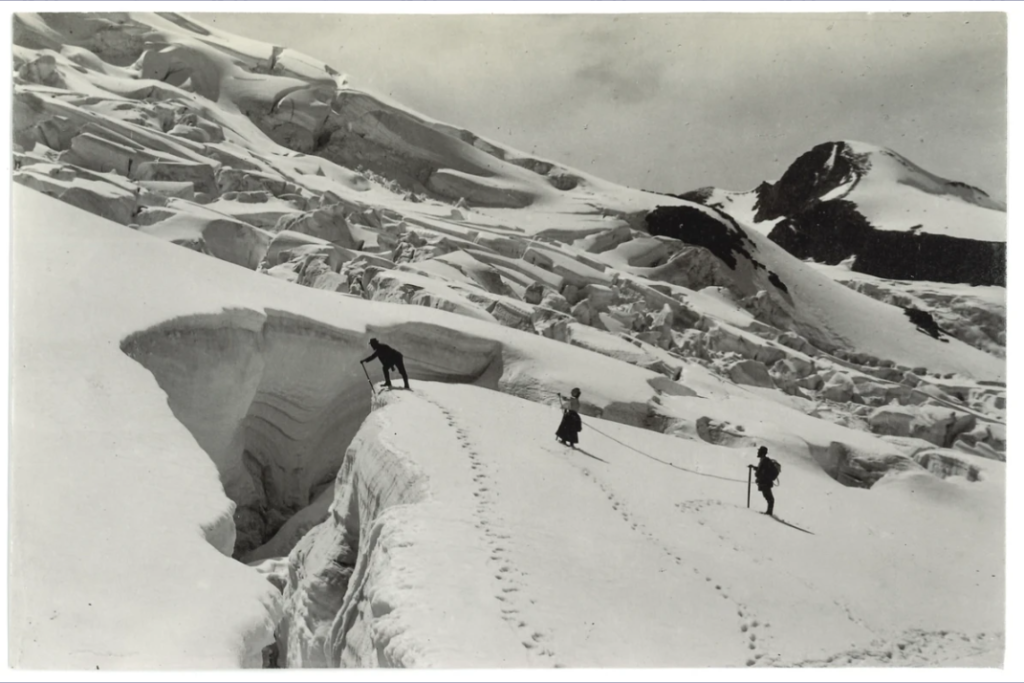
<box><xmin>390</xmin><ymin>356</ymin><xmax>749</xmax><ymax>486</ymax></box>
<box><xmin>583</xmin><ymin>422</ymin><xmax>748</xmax><ymax>484</ymax></box>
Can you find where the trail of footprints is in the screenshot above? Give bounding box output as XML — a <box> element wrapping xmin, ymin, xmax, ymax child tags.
<box><xmin>432</xmin><ymin>399</ymin><xmax>559</xmax><ymax>665</ymax></box>
<box><xmin>786</xmin><ymin>629</ymin><xmax>1000</xmax><ymax>667</ymax></box>
<box><xmin>428</xmin><ymin>395</ymin><xmax>776</xmax><ymax>667</ymax></box>
<box><xmin>678</xmin><ymin>499</ymin><xmax>871</xmax><ymax>651</ymax></box>
<box><xmin>676</xmin><ymin>500</ymin><xmax>757</xmax><ymax>556</ymax></box>
<box><xmin>578</xmin><ymin>469</ymin><xmax>779</xmax><ymax>667</ymax></box>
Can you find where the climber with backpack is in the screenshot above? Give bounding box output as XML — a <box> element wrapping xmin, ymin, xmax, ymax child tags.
<box><xmin>748</xmin><ymin>446</ymin><xmax>781</xmax><ymax>516</ymax></box>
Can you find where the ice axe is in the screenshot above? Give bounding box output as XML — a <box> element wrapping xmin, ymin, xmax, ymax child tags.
<box><xmin>360</xmin><ymin>361</ymin><xmax>376</xmax><ymax>396</ymax></box>
<box><xmin>749</xmin><ymin>464</ymin><xmax>757</xmax><ymax>507</ymax></box>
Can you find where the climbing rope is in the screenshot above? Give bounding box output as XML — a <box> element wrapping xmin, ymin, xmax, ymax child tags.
<box><xmin>379</xmin><ymin>347</ymin><xmax>750</xmax><ymax>486</ymax></box>
<box><xmin>581</xmin><ymin>420</ymin><xmax>748</xmax><ymax>484</ymax></box>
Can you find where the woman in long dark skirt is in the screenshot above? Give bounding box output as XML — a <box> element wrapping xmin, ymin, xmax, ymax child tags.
<box><xmin>555</xmin><ymin>388</ymin><xmax>583</xmax><ymax>448</ymax></box>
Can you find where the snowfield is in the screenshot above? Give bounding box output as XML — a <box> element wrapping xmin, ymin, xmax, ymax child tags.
<box><xmin>10</xmin><ymin>186</ymin><xmax>1005</xmax><ymax>670</ymax></box>
<box><xmin>838</xmin><ymin>141</ymin><xmax>1005</xmax><ymax>240</ymax></box>
<box><xmin>9</xmin><ymin>11</ymin><xmax>1007</xmax><ymax>671</ymax></box>
<box><xmin>279</xmin><ymin>383</ymin><xmax>1003</xmax><ymax>668</ymax></box>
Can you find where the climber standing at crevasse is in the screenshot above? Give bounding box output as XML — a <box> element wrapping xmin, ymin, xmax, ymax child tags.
<box><xmin>555</xmin><ymin>388</ymin><xmax>583</xmax><ymax>448</ymax></box>
<box><xmin>361</xmin><ymin>338</ymin><xmax>410</xmax><ymax>390</ymax></box>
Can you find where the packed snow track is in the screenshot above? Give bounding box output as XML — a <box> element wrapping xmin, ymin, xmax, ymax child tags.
<box><xmin>270</xmin><ymin>384</ymin><xmax>1004</xmax><ymax>668</ymax></box>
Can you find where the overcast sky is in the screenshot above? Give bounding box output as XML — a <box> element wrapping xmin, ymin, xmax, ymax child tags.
<box><xmin>201</xmin><ymin>11</ymin><xmax>1007</xmax><ymax>201</ymax></box>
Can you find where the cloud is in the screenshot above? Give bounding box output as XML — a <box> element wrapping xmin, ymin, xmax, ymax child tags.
<box><xmin>201</xmin><ymin>11</ymin><xmax>1006</xmax><ymax>201</ymax></box>
<box><xmin>573</xmin><ymin>56</ymin><xmax>667</xmax><ymax>103</ymax></box>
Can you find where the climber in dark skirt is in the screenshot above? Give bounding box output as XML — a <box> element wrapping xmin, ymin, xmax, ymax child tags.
<box><xmin>555</xmin><ymin>388</ymin><xmax>583</xmax><ymax>448</ymax></box>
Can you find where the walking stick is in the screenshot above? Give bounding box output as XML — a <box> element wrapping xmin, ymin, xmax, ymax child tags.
<box><xmin>746</xmin><ymin>466</ymin><xmax>752</xmax><ymax>508</ymax></box>
<box><xmin>361</xmin><ymin>362</ymin><xmax>377</xmax><ymax>396</ymax></box>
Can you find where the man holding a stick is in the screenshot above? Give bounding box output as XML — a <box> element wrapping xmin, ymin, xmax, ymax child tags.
<box><xmin>360</xmin><ymin>338</ymin><xmax>411</xmax><ymax>390</ymax></box>
<box><xmin>747</xmin><ymin>446</ymin><xmax>780</xmax><ymax>517</ymax></box>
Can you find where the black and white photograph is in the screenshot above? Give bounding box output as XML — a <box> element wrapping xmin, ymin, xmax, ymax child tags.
<box><xmin>7</xmin><ymin>2</ymin><xmax>1012</xmax><ymax>674</ymax></box>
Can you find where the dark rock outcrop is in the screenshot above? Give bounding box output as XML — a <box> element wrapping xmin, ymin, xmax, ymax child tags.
<box><xmin>644</xmin><ymin>204</ymin><xmax>791</xmax><ymax>296</ymax></box>
<box><xmin>753</xmin><ymin>141</ymin><xmax>868</xmax><ymax>222</ymax></box>
<box><xmin>676</xmin><ymin>141</ymin><xmax>1006</xmax><ymax>287</ymax></box>
<box><xmin>645</xmin><ymin>204</ymin><xmax>755</xmax><ymax>270</ymax></box>
<box><xmin>768</xmin><ymin>199</ymin><xmax>1006</xmax><ymax>286</ymax></box>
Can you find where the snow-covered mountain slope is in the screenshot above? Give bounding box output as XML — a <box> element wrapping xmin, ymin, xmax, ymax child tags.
<box><xmin>13</xmin><ymin>12</ymin><xmax>659</xmax><ymax>230</ymax></box>
<box><xmin>684</xmin><ymin>141</ymin><xmax>1006</xmax><ymax>286</ymax></box>
<box><xmin>11</xmin><ymin>187</ymin><xmax>1004</xmax><ymax>668</ymax></box>
<box><xmin>11</xmin><ymin>187</ymin><xmax>673</xmax><ymax>668</ymax></box>
<box><xmin>9</xmin><ymin>12</ymin><xmax>1007</xmax><ymax>670</ymax></box>
<box><xmin>283</xmin><ymin>383</ymin><xmax>1003</xmax><ymax>668</ymax></box>
<box><xmin>807</xmin><ymin>261</ymin><xmax>1007</xmax><ymax>360</ymax></box>
<box><xmin>643</xmin><ymin>202</ymin><xmax>1004</xmax><ymax>380</ymax></box>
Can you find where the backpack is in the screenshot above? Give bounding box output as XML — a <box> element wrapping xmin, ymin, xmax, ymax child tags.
<box><xmin>769</xmin><ymin>458</ymin><xmax>782</xmax><ymax>486</ymax></box>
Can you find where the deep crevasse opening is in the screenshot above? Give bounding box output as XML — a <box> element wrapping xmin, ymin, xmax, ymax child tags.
<box><xmin>120</xmin><ymin>309</ymin><xmax>507</xmax><ymax>667</ymax></box>
<box><xmin>120</xmin><ymin>308</ymin><xmax>503</xmax><ymax>561</ymax></box>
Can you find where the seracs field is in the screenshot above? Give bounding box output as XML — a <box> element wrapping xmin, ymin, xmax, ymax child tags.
<box><xmin>10</xmin><ymin>12</ymin><xmax>1006</xmax><ymax>669</ymax></box>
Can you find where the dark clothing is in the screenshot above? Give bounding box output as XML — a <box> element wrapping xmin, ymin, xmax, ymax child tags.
<box><xmin>556</xmin><ymin>410</ymin><xmax>582</xmax><ymax>446</ymax></box>
<box><xmin>382</xmin><ymin>357</ymin><xmax>409</xmax><ymax>389</ymax></box>
<box><xmin>754</xmin><ymin>457</ymin><xmax>777</xmax><ymax>490</ymax></box>
<box><xmin>363</xmin><ymin>343</ymin><xmax>409</xmax><ymax>389</ymax></box>
<box><xmin>363</xmin><ymin>343</ymin><xmax>402</xmax><ymax>367</ymax></box>
<box><xmin>754</xmin><ymin>455</ymin><xmax>777</xmax><ymax>515</ymax></box>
